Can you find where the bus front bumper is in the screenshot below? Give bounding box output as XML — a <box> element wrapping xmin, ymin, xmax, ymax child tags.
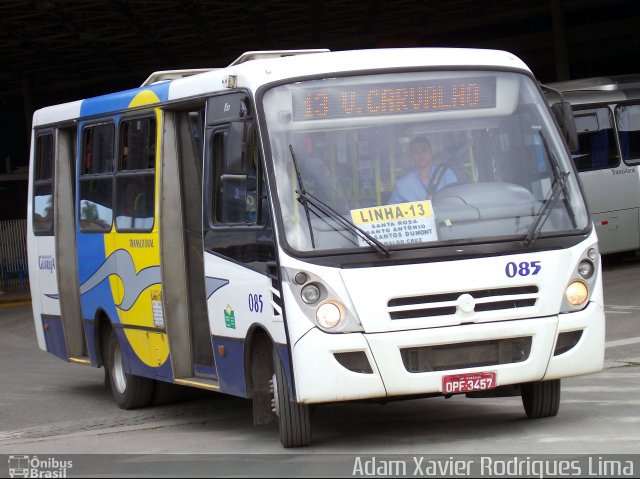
<box><xmin>291</xmin><ymin>302</ymin><xmax>604</xmax><ymax>404</ymax></box>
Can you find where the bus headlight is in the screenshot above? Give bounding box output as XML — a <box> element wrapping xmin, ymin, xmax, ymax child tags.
<box><xmin>301</xmin><ymin>283</ymin><xmax>321</xmax><ymax>304</ymax></box>
<box><xmin>316</xmin><ymin>301</ymin><xmax>344</xmax><ymax>329</ymax></box>
<box><xmin>285</xmin><ymin>268</ymin><xmax>363</xmax><ymax>333</ymax></box>
<box><xmin>565</xmin><ymin>281</ymin><xmax>588</xmax><ymax>306</ymax></box>
<box><xmin>560</xmin><ymin>245</ymin><xmax>599</xmax><ymax>313</ymax></box>
<box><xmin>577</xmin><ymin>260</ymin><xmax>594</xmax><ymax>279</ymax></box>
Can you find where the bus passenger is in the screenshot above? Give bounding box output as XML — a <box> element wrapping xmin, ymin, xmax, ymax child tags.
<box><xmin>388</xmin><ymin>136</ymin><xmax>457</xmax><ymax>204</ymax></box>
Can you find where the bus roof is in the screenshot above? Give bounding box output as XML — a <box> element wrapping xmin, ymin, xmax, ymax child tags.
<box><xmin>170</xmin><ymin>47</ymin><xmax>531</xmax><ymax>99</ymax></box>
<box><xmin>546</xmin><ymin>74</ymin><xmax>640</xmax><ymax>92</ymax></box>
<box><xmin>545</xmin><ymin>74</ymin><xmax>640</xmax><ymax>106</ymax></box>
<box><xmin>33</xmin><ymin>48</ymin><xmax>531</xmax><ymax>127</ymax></box>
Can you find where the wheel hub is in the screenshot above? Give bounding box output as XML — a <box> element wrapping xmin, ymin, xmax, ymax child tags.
<box><xmin>270</xmin><ymin>374</ymin><xmax>280</xmax><ymax>417</ymax></box>
<box><xmin>112</xmin><ymin>344</ymin><xmax>127</xmax><ymax>395</ymax></box>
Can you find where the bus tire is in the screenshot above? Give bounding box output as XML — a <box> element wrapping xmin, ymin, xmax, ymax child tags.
<box><xmin>249</xmin><ymin>331</ymin><xmax>277</xmax><ymax>426</ymax></box>
<box><xmin>105</xmin><ymin>331</ymin><xmax>154</xmax><ymax>410</ymax></box>
<box><xmin>521</xmin><ymin>379</ymin><xmax>560</xmax><ymax>418</ymax></box>
<box><xmin>272</xmin><ymin>351</ymin><xmax>311</xmax><ymax>448</ymax></box>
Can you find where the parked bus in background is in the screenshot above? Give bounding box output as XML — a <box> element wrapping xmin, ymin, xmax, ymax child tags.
<box><xmin>545</xmin><ymin>75</ymin><xmax>640</xmax><ymax>255</ymax></box>
<box><xmin>27</xmin><ymin>48</ymin><xmax>604</xmax><ymax>447</ymax></box>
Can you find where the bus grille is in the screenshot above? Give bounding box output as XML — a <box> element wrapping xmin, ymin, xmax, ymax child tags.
<box><xmin>388</xmin><ymin>286</ymin><xmax>538</xmax><ymax>320</ymax></box>
<box><xmin>400</xmin><ymin>336</ymin><xmax>532</xmax><ymax>373</ymax></box>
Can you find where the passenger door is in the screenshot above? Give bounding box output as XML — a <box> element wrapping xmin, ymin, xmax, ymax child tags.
<box><xmin>111</xmin><ymin>113</ymin><xmax>169</xmax><ymax>375</ymax></box>
<box><xmin>31</xmin><ymin>130</ymin><xmax>64</xmax><ymax>358</ymax></box>
<box><xmin>202</xmin><ymin>93</ymin><xmax>279</xmax><ymax>394</ymax></box>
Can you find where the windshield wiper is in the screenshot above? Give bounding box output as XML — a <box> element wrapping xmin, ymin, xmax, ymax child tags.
<box><xmin>523</xmin><ymin>170</ymin><xmax>570</xmax><ymax>247</ymax></box>
<box><xmin>298</xmin><ymin>189</ymin><xmax>391</xmax><ymax>258</ymax></box>
<box><xmin>544</xmin><ymin>133</ymin><xmax>577</xmax><ymax>230</ymax></box>
<box><xmin>523</xmin><ymin>132</ymin><xmax>577</xmax><ymax>247</ymax></box>
<box><xmin>289</xmin><ymin>145</ymin><xmax>390</xmax><ymax>258</ymax></box>
<box><xmin>289</xmin><ymin>144</ymin><xmax>316</xmax><ymax>248</ymax></box>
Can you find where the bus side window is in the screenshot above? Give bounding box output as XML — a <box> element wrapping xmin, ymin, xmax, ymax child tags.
<box><xmin>206</xmin><ymin>120</ymin><xmax>274</xmax><ymax>270</ymax></box>
<box><xmin>573</xmin><ymin>109</ymin><xmax>618</xmax><ymax>172</ymax></box>
<box><xmin>82</xmin><ymin>123</ymin><xmax>114</xmax><ymax>175</ymax></box>
<box><xmin>115</xmin><ymin>116</ymin><xmax>156</xmax><ymax>231</ymax></box>
<box><xmin>616</xmin><ymin>104</ymin><xmax>640</xmax><ymax>165</ymax></box>
<box><xmin>79</xmin><ymin>123</ymin><xmax>115</xmax><ymax>232</ymax></box>
<box><xmin>211</xmin><ymin>121</ymin><xmax>259</xmax><ymax>225</ymax></box>
<box><xmin>33</xmin><ymin>131</ymin><xmax>54</xmax><ymax>235</ymax></box>
<box><xmin>120</xmin><ymin>117</ymin><xmax>156</xmax><ymax>171</ymax></box>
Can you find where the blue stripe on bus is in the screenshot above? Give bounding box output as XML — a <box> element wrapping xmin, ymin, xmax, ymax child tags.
<box><xmin>76</xmin><ymin>234</ymin><xmax>121</xmax><ymax>324</ymax></box>
<box><xmin>83</xmin><ymin>319</ymin><xmax>98</xmax><ymax>366</ymax></box>
<box><xmin>213</xmin><ymin>337</ymin><xmax>248</xmax><ymax>398</ymax></box>
<box><xmin>79</xmin><ymin>82</ymin><xmax>170</xmax><ymax>117</ymax></box>
<box><xmin>41</xmin><ymin>314</ymin><xmax>68</xmax><ymax>361</ymax></box>
<box><xmin>211</xmin><ymin>339</ymin><xmax>293</xmax><ymax>400</ymax></box>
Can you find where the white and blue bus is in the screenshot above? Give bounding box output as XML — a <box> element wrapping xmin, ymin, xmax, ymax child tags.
<box><xmin>27</xmin><ymin>48</ymin><xmax>604</xmax><ymax>447</ymax></box>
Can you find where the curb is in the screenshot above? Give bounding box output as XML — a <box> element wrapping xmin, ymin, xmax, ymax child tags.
<box><xmin>0</xmin><ymin>291</ymin><xmax>32</xmax><ymax>307</ymax></box>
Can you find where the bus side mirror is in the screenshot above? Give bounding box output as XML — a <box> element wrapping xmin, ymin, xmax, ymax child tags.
<box><xmin>552</xmin><ymin>101</ymin><xmax>579</xmax><ymax>152</ymax></box>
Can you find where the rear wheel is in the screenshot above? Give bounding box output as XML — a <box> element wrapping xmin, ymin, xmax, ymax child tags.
<box><xmin>105</xmin><ymin>331</ymin><xmax>154</xmax><ymax>409</ymax></box>
<box><xmin>521</xmin><ymin>379</ymin><xmax>561</xmax><ymax>418</ymax></box>
<box><xmin>271</xmin><ymin>350</ymin><xmax>311</xmax><ymax>448</ymax></box>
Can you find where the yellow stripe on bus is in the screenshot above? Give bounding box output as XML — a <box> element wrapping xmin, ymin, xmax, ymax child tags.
<box><xmin>68</xmin><ymin>357</ymin><xmax>92</xmax><ymax>365</ymax></box>
<box><xmin>174</xmin><ymin>379</ymin><xmax>220</xmax><ymax>391</ymax></box>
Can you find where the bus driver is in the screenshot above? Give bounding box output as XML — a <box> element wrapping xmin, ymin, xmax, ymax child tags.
<box><xmin>388</xmin><ymin>136</ymin><xmax>457</xmax><ymax>204</ymax></box>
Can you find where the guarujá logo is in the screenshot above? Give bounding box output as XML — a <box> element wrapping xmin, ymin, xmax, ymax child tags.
<box><xmin>38</xmin><ymin>256</ymin><xmax>55</xmax><ymax>273</ymax></box>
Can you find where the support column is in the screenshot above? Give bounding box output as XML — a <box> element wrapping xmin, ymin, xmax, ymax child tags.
<box><xmin>550</xmin><ymin>0</ymin><xmax>571</xmax><ymax>80</ymax></box>
<box><xmin>22</xmin><ymin>76</ymin><xmax>34</xmax><ymax>132</ymax></box>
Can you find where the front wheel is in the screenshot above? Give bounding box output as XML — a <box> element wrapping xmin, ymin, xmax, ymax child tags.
<box><xmin>521</xmin><ymin>379</ymin><xmax>561</xmax><ymax>418</ymax></box>
<box><xmin>271</xmin><ymin>351</ymin><xmax>311</xmax><ymax>448</ymax></box>
<box><xmin>105</xmin><ymin>331</ymin><xmax>154</xmax><ymax>409</ymax></box>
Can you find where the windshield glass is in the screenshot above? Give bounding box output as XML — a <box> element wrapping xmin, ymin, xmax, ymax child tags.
<box><xmin>262</xmin><ymin>71</ymin><xmax>589</xmax><ymax>254</ymax></box>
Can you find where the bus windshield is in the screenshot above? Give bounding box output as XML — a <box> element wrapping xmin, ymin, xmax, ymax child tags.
<box><xmin>262</xmin><ymin>70</ymin><xmax>589</xmax><ymax>254</ymax></box>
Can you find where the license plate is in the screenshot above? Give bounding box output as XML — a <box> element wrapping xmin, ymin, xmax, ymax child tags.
<box><xmin>442</xmin><ymin>371</ymin><xmax>496</xmax><ymax>394</ymax></box>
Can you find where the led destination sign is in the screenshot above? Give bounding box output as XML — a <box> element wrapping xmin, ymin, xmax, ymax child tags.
<box><xmin>293</xmin><ymin>76</ymin><xmax>496</xmax><ymax>121</ymax></box>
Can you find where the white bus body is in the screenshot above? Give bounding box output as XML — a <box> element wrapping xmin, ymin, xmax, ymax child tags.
<box><xmin>27</xmin><ymin>48</ymin><xmax>604</xmax><ymax>447</ymax></box>
<box><xmin>545</xmin><ymin>75</ymin><xmax>640</xmax><ymax>254</ymax></box>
